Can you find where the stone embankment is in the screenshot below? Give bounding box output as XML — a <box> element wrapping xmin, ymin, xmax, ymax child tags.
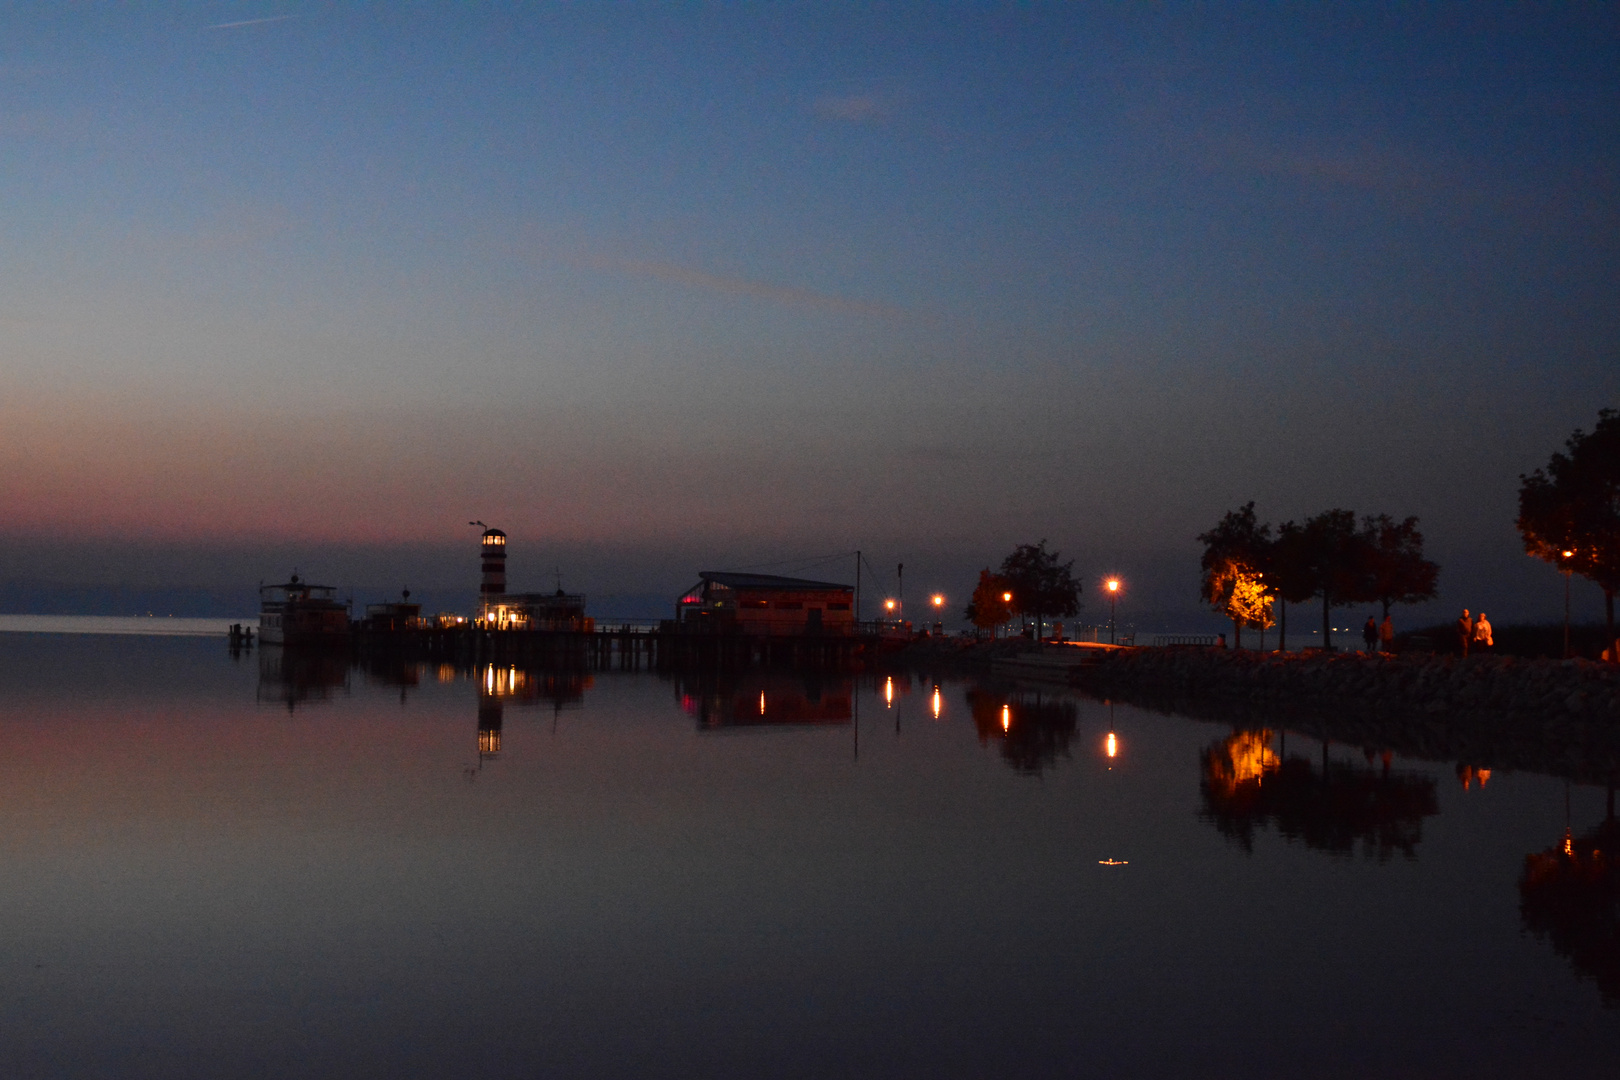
<box><xmin>1085</xmin><ymin>647</ymin><xmax>1620</xmax><ymax>722</ymax></box>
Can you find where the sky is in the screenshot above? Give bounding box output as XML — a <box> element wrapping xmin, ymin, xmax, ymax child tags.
<box><xmin>1</xmin><ymin>2</ymin><xmax>1616</xmax><ymax>628</ymax></box>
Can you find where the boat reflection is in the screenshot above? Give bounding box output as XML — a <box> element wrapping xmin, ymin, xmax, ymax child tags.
<box><xmin>675</xmin><ymin>670</ymin><xmax>853</xmax><ymax>730</ymax></box>
<box><xmin>965</xmin><ymin>686</ymin><xmax>1078</xmax><ymax>775</ymax></box>
<box><xmin>1201</xmin><ymin>730</ymin><xmax>1439</xmax><ymax>860</ymax></box>
<box><xmin>255</xmin><ymin>647</ymin><xmax>351</xmax><ymax>711</ymax></box>
<box><xmin>1520</xmin><ymin>796</ymin><xmax>1620</xmax><ymax>1007</ymax></box>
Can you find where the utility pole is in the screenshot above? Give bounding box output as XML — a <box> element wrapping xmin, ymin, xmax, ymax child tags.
<box><xmin>855</xmin><ymin>550</ymin><xmax>862</xmax><ymax>624</ymax></box>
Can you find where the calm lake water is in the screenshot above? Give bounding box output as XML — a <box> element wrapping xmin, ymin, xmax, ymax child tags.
<box><xmin>0</xmin><ymin>633</ymin><xmax>1615</xmax><ymax>1079</ymax></box>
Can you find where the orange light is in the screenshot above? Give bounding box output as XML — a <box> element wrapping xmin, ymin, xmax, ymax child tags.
<box><xmin>884</xmin><ymin>599</ymin><xmax>896</xmax><ymax>611</ymax></box>
<box><xmin>1001</xmin><ymin>703</ymin><xmax>1010</xmax><ymax>732</ymax></box>
<box><xmin>759</xmin><ymin>691</ymin><xmax>766</xmax><ymax>716</ymax></box>
<box><xmin>931</xmin><ymin>594</ymin><xmax>945</xmax><ymax>607</ymax></box>
<box><xmin>1563</xmin><ymin>550</ymin><xmax>1575</xmax><ymax>558</ymax></box>
<box><xmin>1002</xmin><ymin>592</ymin><xmax>1012</xmax><ymax>603</ymax></box>
<box><xmin>931</xmin><ymin>686</ymin><xmax>942</xmax><ymax>720</ymax></box>
<box><xmin>884</xmin><ymin>676</ymin><xmax>894</xmax><ymax>707</ymax></box>
<box><xmin>1106</xmin><ymin>578</ymin><xmax>1120</xmax><ymax>593</ymax></box>
<box><xmin>1105</xmin><ymin>732</ymin><xmax>1118</xmax><ymax>758</ymax></box>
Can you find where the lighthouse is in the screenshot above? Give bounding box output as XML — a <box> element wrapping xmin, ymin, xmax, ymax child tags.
<box><xmin>478</xmin><ymin>526</ymin><xmax>507</xmax><ymax>600</ymax></box>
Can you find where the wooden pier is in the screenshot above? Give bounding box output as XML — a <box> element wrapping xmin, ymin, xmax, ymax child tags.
<box><xmin>349</xmin><ymin>623</ymin><xmax>884</xmax><ymax>671</ymax></box>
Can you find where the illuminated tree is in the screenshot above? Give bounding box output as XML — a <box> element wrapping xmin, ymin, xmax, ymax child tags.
<box><xmin>1199</xmin><ymin>503</ymin><xmax>1272</xmax><ymax>648</ymax></box>
<box><xmin>964</xmin><ymin>569</ymin><xmax>1013</xmax><ymax>639</ymax></box>
<box><xmin>1518</xmin><ymin>409</ymin><xmax>1620</xmax><ymax>658</ymax></box>
<box><xmin>998</xmin><ymin>541</ymin><xmax>1081</xmax><ymax>639</ymax></box>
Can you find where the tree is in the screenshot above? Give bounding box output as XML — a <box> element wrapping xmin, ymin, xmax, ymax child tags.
<box><xmin>964</xmin><ymin>569</ymin><xmax>1013</xmax><ymax>639</ymax></box>
<box><xmin>1214</xmin><ymin>566</ymin><xmax>1275</xmax><ymax>640</ymax></box>
<box><xmin>1269</xmin><ymin>521</ymin><xmax>1318</xmax><ymax>652</ymax></box>
<box><xmin>1302</xmin><ymin>509</ymin><xmax>1371</xmax><ymax>651</ymax></box>
<box><xmin>1359</xmin><ymin>514</ymin><xmax>1439</xmax><ymax>621</ymax></box>
<box><xmin>998</xmin><ymin>541</ymin><xmax>1080</xmax><ymax>639</ymax></box>
<box><xmin>1198</xmin><ymin>503</ymin><xmax>1273</xmax><ymax>648</ymax></box>
<box><xmin>1519</xmin><ymin>409</ymin><xmax>1620</xmax><ymax>658</ymax></box>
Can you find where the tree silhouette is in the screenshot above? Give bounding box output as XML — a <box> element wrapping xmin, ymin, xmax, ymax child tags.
<box><xmin>1359</xmin><ymin>514</ymin><xmax>1440</xmax><ymax>622</ymax></box>
<box><xmin>998</xmin><ymin>541</ymin><xmax>1080</xmax><ymax>639</ymax></box>
<box><xmin>964</xmin><ymin>568</ymin><xmax>1013</xmax><ymax>639</ymax></box>
<box><xmin>1269</xmin><ymin>521</ymin><xmax>1319</xmax><ymax>651</ymax></box>
<box><xmin>1518</xmin><ymin>409</ymin><xmax>1620</xmax><ymax>658</ymax></box>
<box><xmin>1302</xmin><ymin>509</ymin><xmax>1370</xmax><ymax>651</ymax></box>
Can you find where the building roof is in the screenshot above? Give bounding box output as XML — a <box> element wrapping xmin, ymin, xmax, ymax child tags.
<box><xmin>697</xmin><ymin>571</ymin><xmax>853</xmax><ymax>592</ymax></box>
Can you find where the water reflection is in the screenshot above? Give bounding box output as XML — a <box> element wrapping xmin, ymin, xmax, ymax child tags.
<box><xmin>255</xmin><ymin>647</ymin><xmax>350</xmax><ymax>711</ymax></box>
<box><xmin>965</xmin><ymin>686</ymin><xmax>1078</xmax><ymax>775</ymax></box>
<box><xmin>1201</xmin><ymin>730</ymin><xmax>1439</xmax><ymax>860</ymax></box>
<box><xmin>1521</xmin><ymin>797</ymin><xmax>1620</xmax><ymax>1006</ymax></box>
<box><xmin>675</xmin><ymin>670</ymin><xmax>853</xmax><ymax>729</ymax></box>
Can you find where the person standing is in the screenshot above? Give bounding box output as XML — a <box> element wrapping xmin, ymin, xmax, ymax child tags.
<box><xmin>1380</xmin><ymin>614</ymin><xmax>1395</xmax><ymax>654</ymax></box>
<box><xmin>1457</xmin><ymin>609</ymin><xmax>1474</xmax><ymax>657</ymax></box>
<box><xmin>1473</xmin><ymin>612</ymin><xmax>1493</xmax><ymax>653</ymax></box>
<box><xmin>1362</xmin><ymin>616</ymin><xmax>1378</xmax><ymax>653</ymax></box>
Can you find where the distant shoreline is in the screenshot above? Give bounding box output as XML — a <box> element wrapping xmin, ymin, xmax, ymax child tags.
<box><xmin>0</xmin><ymin>615</ymin><xmax>253</xmax><ymax>638</ymax></box>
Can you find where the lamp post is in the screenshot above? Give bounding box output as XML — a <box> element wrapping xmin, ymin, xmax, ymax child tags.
<box><xmin>1563</xmin><ymin>549</ymin><xmax>1575</xmax><ymax>660</ymax></box>
<box><xmin>1003</xmin><ymin>591</ymin><xmax>1013</xmax><ymax>640</ymax></box>
<box><xmin>931</xmin><ymin>593</ymin><xmax>945</xmax><ymax>636</ymax></box>
<box><xmin>1105</xmin><ymin>578</ymin><xmax>1121</xmax><ymax>645</ymax></box>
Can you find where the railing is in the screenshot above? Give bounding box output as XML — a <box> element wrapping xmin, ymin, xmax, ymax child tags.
<box><xmin>1153</xmin><ymin>634</ymin><xmax>1218</xmax><ymax>648</ymax></box>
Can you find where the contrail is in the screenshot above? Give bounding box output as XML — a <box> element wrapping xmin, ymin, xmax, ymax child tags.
<box><xmin>208</xmin><ymin>14</ymin><xmax>299</xmax><ymax>30</ymax></box>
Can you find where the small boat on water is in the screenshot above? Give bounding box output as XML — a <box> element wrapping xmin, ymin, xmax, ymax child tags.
<box><xmin>259</xmin><ymin>574</ymin><xmax>350</xmax><ymax>645</ymax></box>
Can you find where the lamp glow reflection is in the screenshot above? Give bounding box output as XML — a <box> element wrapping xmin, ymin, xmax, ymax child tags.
<box><xmin>931</xmin><ymin>685</ymin><xmax>942</xmax><ymax>720</ymax></box>
<box><xmin>1106</xmin><ymin>731</ymin><xmax>1118</xmax><ymax>758</ymax></box>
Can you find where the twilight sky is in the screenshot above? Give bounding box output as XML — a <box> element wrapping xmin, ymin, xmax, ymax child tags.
<box><xmin>2</xmin><ymin>3</ymin><xmax>1616</xmax><ymax>627</ymax></box>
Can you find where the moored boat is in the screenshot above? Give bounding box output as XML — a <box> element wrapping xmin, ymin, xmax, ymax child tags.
<box><xmin>260</xmin><ymin>574</ymin><xmax>350</xmax><ymax>645</ymax></box>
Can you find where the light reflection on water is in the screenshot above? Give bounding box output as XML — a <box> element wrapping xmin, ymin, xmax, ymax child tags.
<box><xmin>0</xmin><ymin>634</ymin><xmax>1615</xmax><ymax>1078</ymax></box>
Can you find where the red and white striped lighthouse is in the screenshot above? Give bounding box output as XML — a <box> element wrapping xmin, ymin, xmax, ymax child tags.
<box><xmin>478</xmin><ymin>527</ymin><xmax>507</xmax><ymax>599</ymax></box>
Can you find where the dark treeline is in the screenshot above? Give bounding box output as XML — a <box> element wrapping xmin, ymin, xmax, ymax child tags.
<box><xmin>1198</xmin><ymin>504</ymin><xmax>1439</xmax><ymax>650</ymax></box>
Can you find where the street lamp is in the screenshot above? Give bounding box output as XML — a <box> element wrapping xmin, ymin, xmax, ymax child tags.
<box><xmin>1105</xmin><ymin>578</ymin><xmax>1121</xmax><ymax>645</ymax></box>
<box><xmin>1563</xmin><ymin>549</ymin><xmax>1576</xmax><ymax>659</ymax></box>
<box><xmin>931</xmin><ymin>593</ymin><xmax>945</xmax><ymax>637</ymax></box>
<box><xmin>1002</xmin><ymin>591</ymin><xmax>1013</xmax><ymax>640</ymax></box>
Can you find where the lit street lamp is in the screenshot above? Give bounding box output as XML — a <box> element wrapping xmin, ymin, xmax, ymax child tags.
<box><xmin>1002</xmin><ymin>591</ymin><xmax>1013</xmax><ymax>640</ymax></box>
<box><xmin>1105</xmin><ymin>578</ymin><xmax>1121</xmax><ymax>645</ymax></box>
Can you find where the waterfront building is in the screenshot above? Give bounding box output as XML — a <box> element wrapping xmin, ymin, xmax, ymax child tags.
<box><xmin>676</xmin><ymin>571</ymin><xmax>855</xmax><ymax>637</ymax></box>
<box><xmin>363</xmin><ymin>590</ymin><xmax>423</xmax><ymax>631</ymax></box>
<box><xmin>481</xmin><ymin>590</ymin><xmax>590</xmax><ymax>631</ymax></box>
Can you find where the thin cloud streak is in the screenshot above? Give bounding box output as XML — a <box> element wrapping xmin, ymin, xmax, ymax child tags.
<box><xmin>584</xmin><ymin>254</ymin><xmax>909</xmax><ymax>320</ymax></box>
<box><xmin>208</xmin><ymin>15</ymin><xmax>300</xmax><ymax>31</ymax></box>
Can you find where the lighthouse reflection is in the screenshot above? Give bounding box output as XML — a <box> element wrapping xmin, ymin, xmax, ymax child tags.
<box><xmin>1200</xmin><ymin>730</ymin><xmax>1439</xmax><ymax>860</ymax></box>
